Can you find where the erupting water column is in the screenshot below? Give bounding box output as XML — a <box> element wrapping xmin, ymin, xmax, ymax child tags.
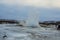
<box><xmin>26</xmin><ymin>10</ymin><xmax>40</xmax><ymax>27</ymax></box>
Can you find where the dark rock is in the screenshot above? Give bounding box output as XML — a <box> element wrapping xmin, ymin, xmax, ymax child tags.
<box><xmin>57</xmin><ymin>25</ymin><xmax>60</xmax><ymax>30</ymax></box>
<box><xmin>3</xmin><ymin>35</ymin><xmax>7</xmax><ymax>38</ymax></box>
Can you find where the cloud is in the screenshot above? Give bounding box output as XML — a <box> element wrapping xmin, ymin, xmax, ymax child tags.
<box><xmin>0</xmin><ymin>0</ymin><xmax>60</xmax><ymax>8</ymax></box>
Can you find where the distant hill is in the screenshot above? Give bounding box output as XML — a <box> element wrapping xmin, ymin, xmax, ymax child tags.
<box><xmin>39</xmin><ymin>21</ymin><xmax>60</xmax><ymax>25</ymax></box>
<box><xmin>0</xmin><ymin>19</ymin><xmax>19</xmax><ymax>24</ymax></box>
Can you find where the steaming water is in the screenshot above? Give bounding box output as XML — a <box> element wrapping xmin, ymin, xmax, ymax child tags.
<box><xmin>26</xmin><ymin>11</ymin><xmax>40</xmax><ymax>27</ymax></box>
<box><xmin>0</xmin><ymin>24</ymin><xmax>60</xmax><ymax>40</ymax></box>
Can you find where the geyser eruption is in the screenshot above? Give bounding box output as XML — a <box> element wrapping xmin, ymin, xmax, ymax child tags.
<box><xmin>26</xmin><ymin>10</ymin><xmax>40</xmax><ymax>27</ymax></box>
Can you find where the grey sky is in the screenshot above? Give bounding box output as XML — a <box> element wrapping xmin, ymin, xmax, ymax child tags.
<box><xmin>0</xmin><ymin>0</ymin><xmax>60</xmax><ymax>21</ymax></box>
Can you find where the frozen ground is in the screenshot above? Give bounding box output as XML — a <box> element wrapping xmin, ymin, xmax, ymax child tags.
<box><xmin>0</xmin><ymin>24</ymin><xmax>60</xmax><ymax>40</ymax></box>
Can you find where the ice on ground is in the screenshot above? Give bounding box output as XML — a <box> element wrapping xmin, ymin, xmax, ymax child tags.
<box><xmin>0</xmin><ymin>24</ymin><xmax>60</xmax><ymax>40</ymax></box>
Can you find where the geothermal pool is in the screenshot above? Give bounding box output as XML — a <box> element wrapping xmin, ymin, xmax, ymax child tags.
<box><xmin>0</xmin><ymin>24</ymin><xmax>60</xmax><ymax>40</ymax></box>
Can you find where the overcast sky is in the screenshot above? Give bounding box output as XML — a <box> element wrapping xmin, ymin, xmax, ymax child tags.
<box><xmin>0</xmin><ymin>0</ymin><xmax>60</xmax><ymax>21</ymax></box>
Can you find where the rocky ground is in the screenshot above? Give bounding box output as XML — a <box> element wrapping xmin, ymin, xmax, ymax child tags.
<box><xmin>0</xmin><ymin>24</ymin><xmax>60</xmax><ymax>40</ymax></box>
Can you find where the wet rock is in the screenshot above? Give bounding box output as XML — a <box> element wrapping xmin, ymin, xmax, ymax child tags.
<box><xmin>57</xmin><ymin>25</ymin><xmax>60</xmax><ymax>30</ymax></box>
<box><xmin>3</xmin><ymin>35</ymin><xmax>7</xmax><ymax>38</ymax></box>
